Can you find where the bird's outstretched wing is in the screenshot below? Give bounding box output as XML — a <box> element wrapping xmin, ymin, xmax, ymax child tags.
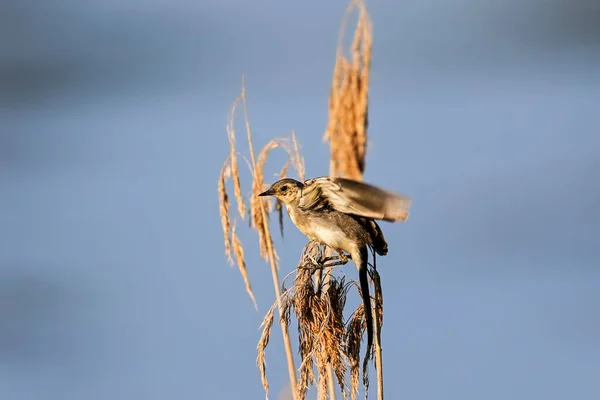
<box><xmin>299</xmin><ymin>176</ymin><xmax>412</xmax><ymax>222</ymax></box>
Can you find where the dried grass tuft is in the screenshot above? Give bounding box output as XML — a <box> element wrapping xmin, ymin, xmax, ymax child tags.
<box><xmin>291</xmin><ymin>131</ymin><xmax>306</xmax><ymax>182</ymax></box>
<box><xmin>227</xmin><ymin>97</ymin><xmax>247</xmax><ymax>219</ymax></box>
<box><xmin>346</xmin><ymin>304</ymin><xmax>365</xmax><ymax>400</ymax></box>
<box><xmin>218</xmin><ymin>159</ymin><xmax>233</xmax><ymax>265</ymax></box>
<box><xmin>252</xmin><ymin>139</ymin><xmax>287</xmax><ymax>264</ymax></box>
<box><xmin>258</xmin><ymin>241</ymin><xmax>384</xmax><ymax>400</ymax></box>
<box><xmin>324</xmin><ymin>0</ymin><xmax>372</xmax><ymax>181</ymax></box>
<box><xmin>257</xmin><ymin>305</ymin><xmax>275</xmax><ymax>400</ymax></box>
<box><xmin>232</xmin><ymin>221</ymin><xmax>257</xmax><ymax>310</ymax></box>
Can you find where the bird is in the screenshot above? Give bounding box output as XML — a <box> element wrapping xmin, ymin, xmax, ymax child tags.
<box><xmin>258</xmin><ymin>176</ymin><xmax>411</xmax><ymax>355</ymax></box>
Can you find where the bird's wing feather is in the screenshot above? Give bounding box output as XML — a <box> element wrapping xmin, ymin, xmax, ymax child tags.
<box><xmin>300</xmin><ymin>177</ymin><xmax>412</xmax><ymax>222</ymax></box>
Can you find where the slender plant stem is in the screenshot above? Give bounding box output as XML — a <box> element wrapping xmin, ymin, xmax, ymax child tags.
<box><xmin>374</xmin><ymin>319</ymin><xmax>384</xmax><ymax>399</ymax></box>
<box><xmin>373</xmin><ymin>270</ymin><xmax>384</xmax><ymax>400</ymax></box>
<box><xmin>326</xmin><ymin>368</ymin><xmax>337</xmax><ymax>400</ymax></box>
<box><xmin>242</xmin><ymin>80</ymin><xmax>298</xmax><ymax>399</ymax></box>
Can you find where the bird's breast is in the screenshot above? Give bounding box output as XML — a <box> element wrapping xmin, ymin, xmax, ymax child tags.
<box><xmin>310</xmin><ymin>223</ymin><xmax>348</xmax><ymax>250</ymax></box>
<box><xmin>287</xmin><ymin>206</ymin><xmax>351</xmax><ymax>251</ymax></box>
<box><xmin>287</xmin><ymin>207</ymin><xmax>315</xmax><ymax>239</ymax></box>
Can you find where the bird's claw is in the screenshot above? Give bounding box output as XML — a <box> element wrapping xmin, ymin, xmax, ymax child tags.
<box><xmin>320</xmin><ymin>251</ymin><xmax>350</xmax><ymax>268</ymax></box>
<box><xmin>298</xmin><ymin>250</ymin><xmax>351</xmax><ymax>274</ymax></box>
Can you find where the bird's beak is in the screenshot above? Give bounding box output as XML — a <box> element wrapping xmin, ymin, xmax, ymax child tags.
<box><xmin>258</xmin><ymin>188</ymin><xmax>273</xmax><ymax>197</ymax></box>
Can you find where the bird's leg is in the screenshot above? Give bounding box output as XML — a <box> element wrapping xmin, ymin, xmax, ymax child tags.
<box><xmin>298</xmin><ymin>249</ymin><xmax>351</xmax><ymax>272</ymax></box>
<box><xmin>321</xmin><ymin>253</ymin><xmax>351</xmax><ymax>264</ymax></box>
<box><xmin>321</xmin><ymin>254</ymin><xmax>351</xmax><ymax>267</ymax></box>
<box><xmin>298</xmin><ymin>249</ymin><xmax>352</xmax><ymax>274</ymax></box>
<box><xmin>321</xmin><ymin>250</ymin><xmax>350</xmax><ymax>268</ymax></box>
<box><xmin>299</xmin><ymin>259</ymin><xmax>347</xmax><ymax>271</ymax></box>
<box><xmin>316</xmin><ymin>260</ymin><xmax>346</xmax><ymax>268</ymax></box>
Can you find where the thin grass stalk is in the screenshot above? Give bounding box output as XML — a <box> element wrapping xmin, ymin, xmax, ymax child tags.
<box><xmin>372</xmin><ymin>267</ymin><xmax>384</xmax><ymax>400</ymax></box>
<box><xmin>241</xmin><ymin>78</ymin><xmax>298</xmax><ymax>399</ymax></box>
<box><xmin>327</xmin><ymin>367</ymin><xmax>337</xmax><ymax>400</ymax></box>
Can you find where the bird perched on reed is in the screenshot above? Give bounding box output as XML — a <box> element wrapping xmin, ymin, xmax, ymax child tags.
<box><xmin>259</xmin><ymin>176</ymin><xmax>411</xmax><ymax>356</ymax></box>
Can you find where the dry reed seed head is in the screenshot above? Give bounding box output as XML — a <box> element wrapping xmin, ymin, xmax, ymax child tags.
<box><xmin>250</xmin><ymin>186</ymin><xmax>268</xmax><ymax>261</ymax></box>
<box><xmin>325</xmin><ymin>63</ymin><xmax>368</xmax><ymax>181</ymax></box>
<box><xmin>293</xmin><ymin>268</ymin><xmax>320</xmax><ymax>399</ymax></box>
<box><xmin>232</xmin><ymin>222</ymin><xmax>258</xmax><ymax>310</ymax></box>
<box><xmin>354</xmin><ymin>36</ymin><xmax>370</xmax><ymax>176</ymax></box>
<box><xmin>315</xmin><ymin>291</ymin><xmax>348</xmax><ymax>400</ymax></box>
<box><xmin>250</xmin><ymin>139</ymin><xmax>286</xmax><ymax>262</ymax></box>
<box><xmin>257</xmin><ymin>305</ymin><xmax>275</xmax><ymax>400</ymax></box>
<box><xmin>292</xmin><ymin>246</ymin><xmax>358</xmax><ymax>399</ymax></box>
<box><xmin>292</xmin><ymin>268</ymin><xmax>316</xmax><ymax>318</ymax></box>
<box><xmin>323</xmin><ymin>3</ymin><xmax>371</xmax><ymax>182</ymax></box>
<box><xmin>323</xmin><ymin>88</ymin><xmax>340</xmax><ymax>143</ymax></box>
<box><xmin>357</xmin><ymin>18</ymin><xmax>372</xmax><ymax>126</ymax></box>
<box><xmin>324</xmin><ymin>56</ymin><xmax>345</xmax><ymax>177</ymax></box>
<box><xmin>256</xmin><ymin>285</ymin><xmax>297</xmax><ymax>399</ymax></box>
<box><xmin>297</xmin><ymin>348</ymin><xmax>316</xmax><ymax>400</ymax></box>
<box><xmin>231</xmin><ymin>154</ymin><xmax>247</xmax><ymax>219</ymax></box>
<box><xmin>351</xmin><ymin>7</ymin><xmax>371</xmax><ymax>179</ymax></box>
<box><xmin>327</xmin><ymin>277</ymin><xmax>349</xmax><ymax>323</ymax></box>
<box><xmin>218</xmin><ymin>160</ymin><xmax>234</xmax><ymax>265</ymax></box>
<box><xmin>279</xmin><ymin>159</ymin><xmax>290</xmax><ymax>180</ymax></box>
<box><xmin>324</xmin><ymin>279</ymin><xmax>351</xmax><ymax>399</ymax></box>
<box><xmin>346</xmin><ymin>304</ymin><xmax>366</xmax><ymax>400</ymax></box>
<box><xmin>257</xmin><ymin>292</ymin><xmax>294</xmax><ymax>399</ymax></box>
<box><xmin>279</xmin><ymin>291</ymin><xmax>293</xmax><ymax>332</ymax></box>
<box><xmin>290</xmin><ymin>131</ymin><xmax>306</xmax><ymax>182</ymax></box>
<box><xmin>297</xmin><ymin>329</ymin><xmax>316</xmax><ymax>397</ymax></box>
<box><xmin>227</xmin><ymin>96</ymin><xmax>247</xmax><ymax>220</ymax></box>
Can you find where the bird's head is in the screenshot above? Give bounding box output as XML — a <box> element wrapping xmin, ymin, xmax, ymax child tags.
<box><xmin>258</xmin><ymin>178</ymin><xmax>304</xmax><ymax>204</ymax></box>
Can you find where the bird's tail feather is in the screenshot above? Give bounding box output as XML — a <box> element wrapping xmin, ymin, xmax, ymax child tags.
<box><xmin>357</xmin><ymin>248</ymin><xmax>373</xmax><ymax>361</ymax></box>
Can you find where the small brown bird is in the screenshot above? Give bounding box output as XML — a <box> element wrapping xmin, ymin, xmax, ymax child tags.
<box><xmin>259</xmin><ymin>176</ymin><xmax>411</xmax><ymax>354</ymax></box>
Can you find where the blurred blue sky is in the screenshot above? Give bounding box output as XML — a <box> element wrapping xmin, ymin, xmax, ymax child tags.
<box><xmin>1</xmin><ymin>1</ymin><xmax>599</xmax><ymax>399</ymax></box>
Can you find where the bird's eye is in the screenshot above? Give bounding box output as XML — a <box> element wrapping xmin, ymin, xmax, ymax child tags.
<box><xmin>280</xmin><ymin>185</ymin><xmax>288</xmax><ymax>192</ymax></box>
